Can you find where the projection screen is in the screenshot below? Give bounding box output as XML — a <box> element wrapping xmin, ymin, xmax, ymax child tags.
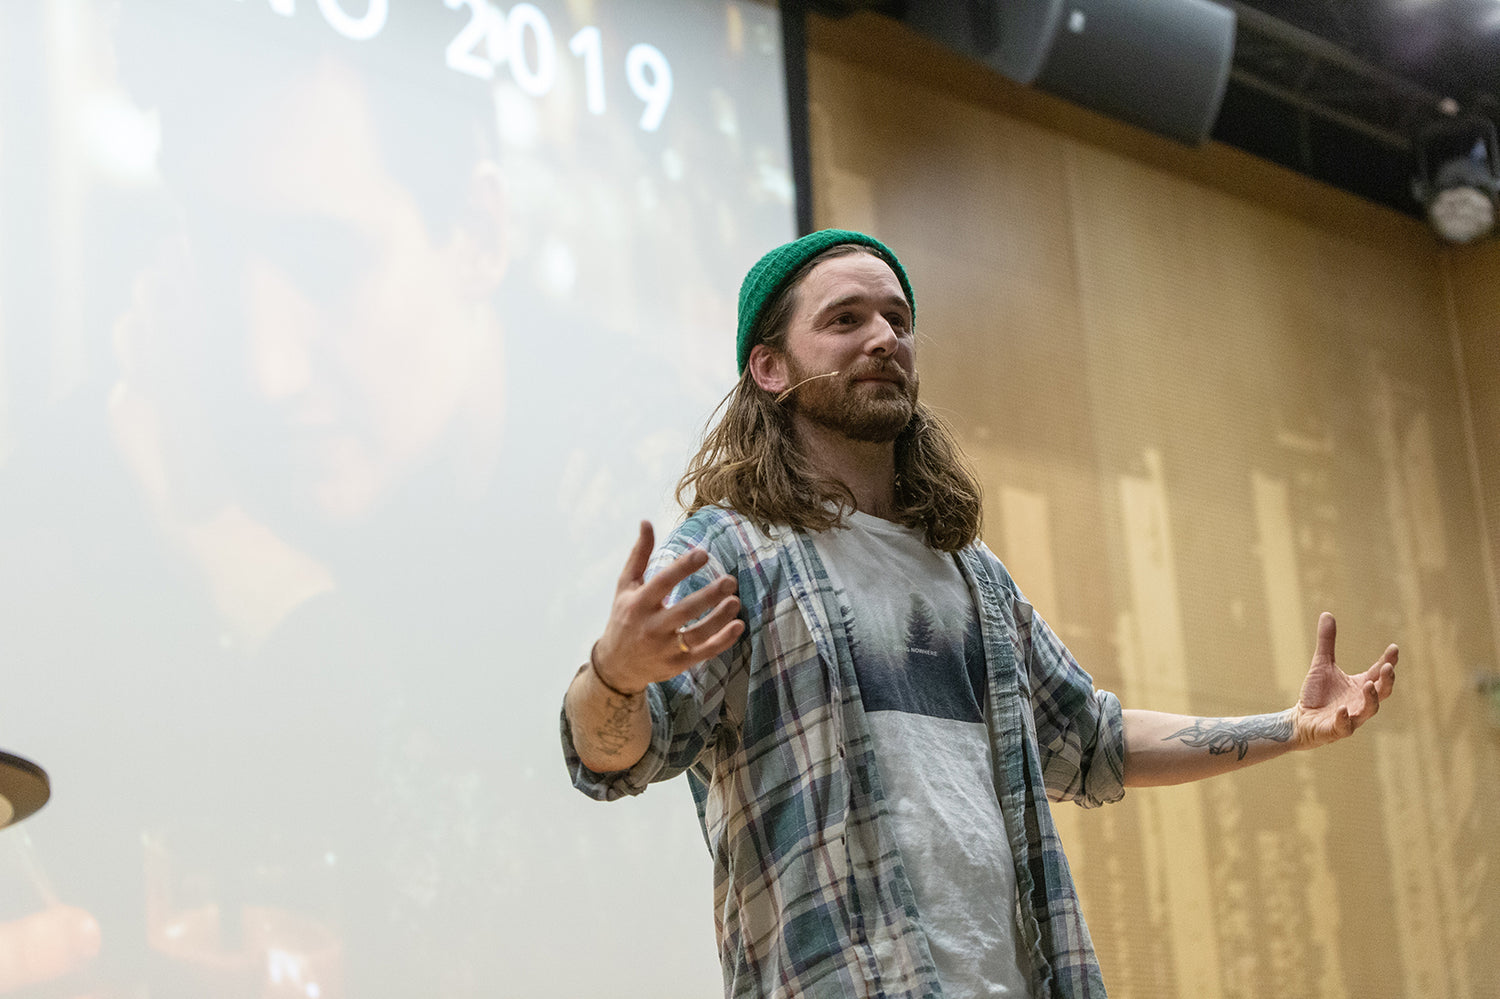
<box><xmin>0</xmin><ymin>1</ymin><xmax>796</xmax><ymax>995</ymax></box>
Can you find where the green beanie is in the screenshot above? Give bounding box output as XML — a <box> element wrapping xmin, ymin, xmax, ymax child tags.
<box><xmin>736</xmin><ymin>228</ymin><xmax>915</xmax><ymax>374</ymax></box>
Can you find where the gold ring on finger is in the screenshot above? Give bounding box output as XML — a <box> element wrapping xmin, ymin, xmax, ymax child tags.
<box><xmin>676</xmin><ymin>629</ymin><xmax>691</xmax><ymax>655</ymax></box>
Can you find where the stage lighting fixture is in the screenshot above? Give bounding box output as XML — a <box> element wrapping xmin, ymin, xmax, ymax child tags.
<box><xmin>0</xmin><ymin>749</ymin><xmax>50</xmax><ymax>829</ymax></box>
<box><xmin>1412</xmin><ymin>116</ymin><xmax>1500</xmax><ymax>245</ymax></box>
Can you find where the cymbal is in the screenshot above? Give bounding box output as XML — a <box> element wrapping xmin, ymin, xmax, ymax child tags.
<box><xmin>0</xmin><ymin>750</ymin><xmax>50</xmax><ymax>829</ymax></box>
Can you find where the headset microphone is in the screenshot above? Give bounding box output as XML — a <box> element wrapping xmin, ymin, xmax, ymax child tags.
<box><xmin>774</xmin><ymin>370</ymin><xmax>842</xmax><ymax>404</ymax></box>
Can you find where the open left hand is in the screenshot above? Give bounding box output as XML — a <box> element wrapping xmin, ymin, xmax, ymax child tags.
<box><xmin>1292</xmin><ymin>612</ymin><xmax>1397</xmax><ymax>749</ymax></box>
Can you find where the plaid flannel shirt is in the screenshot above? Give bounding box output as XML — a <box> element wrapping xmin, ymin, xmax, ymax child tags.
<box><xmin>563</xmin><ymin>507</ymin><xmax>1125</xmax><ymax>998</ymax></box>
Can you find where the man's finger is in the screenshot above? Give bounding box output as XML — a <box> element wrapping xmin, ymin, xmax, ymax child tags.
<box><xmin>1313</xmin><ymin>611</ymin><xmax>1337</xmax><ymax>663</ymax></box>
<box><xmin>685</xmin><ymin>618</ymin><xmax>746</xmax><ymax>664</ymax></box>
<box><xmin>675</xmin><ymin>594</ymin><xmax>742</xmax><ymax>646</ymax></box>
<box><xmin>1377</xmin><ymin>655</ymin><xmax>1397</xmax><ymax>698</ymax></box>
<box><xmin>637</xmin><ymin>546</ymin><xmax>713</xmax><ymax>604</ymax></box>
<box><xmin>662</xmin><ymin>575</ymin><xmax>739</xmax><ymax>630</ymax></box>
<box><xmin>617</xmin><ymin>520</ymin><xmax>656</xmax><ymax>588</ymax></box>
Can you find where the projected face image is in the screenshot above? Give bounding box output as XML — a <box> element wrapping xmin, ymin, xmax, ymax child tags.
<box><xmin>182</xmin><ymin>58</ymin><xmax>507</xmax><ymax>523</ymax></box>
<box><xmin>4</xmin><ymin>0</ymin><xmax>798</xmax><ymax>994</ymax></box>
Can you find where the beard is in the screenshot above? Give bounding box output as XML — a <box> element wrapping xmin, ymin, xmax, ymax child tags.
<box><xmin>784</xmin><ymin>353</ymin><xmax>918</xmax><ymax>443</ymax></box>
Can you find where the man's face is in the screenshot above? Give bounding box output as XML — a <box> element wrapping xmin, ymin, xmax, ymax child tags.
<box><xmin>777</xmin><ymin>252</ymin><xmax>917</xmax><ymax>443</ymax></box>
<box><xmin>186</xmin><ymin>58</ymin><xmax>503</xmax><ymax>523</ymax></box>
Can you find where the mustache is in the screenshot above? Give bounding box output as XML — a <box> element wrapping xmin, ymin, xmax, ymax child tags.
<box><xmin>844</xmin><ymin>359</ymin><xmax>909</xmax><ymax>385</ymax></box>
<box><xmin>773</xmin><ymin>359</ymin><xmax>915</xmax><ymax>404</ymax></box>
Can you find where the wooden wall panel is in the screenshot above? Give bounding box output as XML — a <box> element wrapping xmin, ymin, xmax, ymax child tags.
<box><xmin>1443</xmin><ymin>240</ymin><xmax>1500</xmax><ymax>665</ymax></box>
<box><xmin>809</xmin><ymin>16</ymin><xmax>1500</xmax><ymax>999</ymax></box>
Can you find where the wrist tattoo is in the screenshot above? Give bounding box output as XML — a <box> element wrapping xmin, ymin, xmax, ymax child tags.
<box><xmin>1164</xmin><ymin>711</ymin><xmax>1293</xmax><ymax>761</ymax></box>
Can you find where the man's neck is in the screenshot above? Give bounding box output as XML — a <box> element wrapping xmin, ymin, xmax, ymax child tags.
<box><xmin>792</xmin><ymin>416</ymin><xmax>898</xmax><ymax>520</ymax></box>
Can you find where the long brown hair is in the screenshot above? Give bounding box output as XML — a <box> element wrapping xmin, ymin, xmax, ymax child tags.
<box><xmin>676</xmin><ymin>246</ymin><xmax>983</xmax><ymax>552</ymax></box>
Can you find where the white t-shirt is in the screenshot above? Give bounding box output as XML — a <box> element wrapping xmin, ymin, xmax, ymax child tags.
<box><xmin>812</xmin><ymin>510</ymin><xmax>1032</xmax><ymax>999</ymax></box>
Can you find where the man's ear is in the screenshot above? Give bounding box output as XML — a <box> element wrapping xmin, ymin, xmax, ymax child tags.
<box><xmin>450</xmin><ymin>161</ymin><xmax>509</xmax><ymax>298</ymax></box>
<box><xmin>747</xmin><ymin>343</ymin><xmax>790</xmax><ymax>395</ymax></box>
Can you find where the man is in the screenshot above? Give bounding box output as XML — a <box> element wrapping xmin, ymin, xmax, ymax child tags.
<box><xmin>562</xmin><ymin>229</ymin><xmax>1398</xmax><ymax>998</ymax></box>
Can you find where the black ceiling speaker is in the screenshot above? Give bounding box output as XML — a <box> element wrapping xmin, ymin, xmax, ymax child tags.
<box><xmin>901</xmin><ymin>0</ymin><xmax>1236</xmax><ymax>145</ymax></box>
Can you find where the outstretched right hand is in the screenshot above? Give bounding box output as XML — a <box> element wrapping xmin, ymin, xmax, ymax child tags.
<box><xmin>591</xmin><ymin>521</ymin><xmax>745</xmax><ymax>695</ymax></box>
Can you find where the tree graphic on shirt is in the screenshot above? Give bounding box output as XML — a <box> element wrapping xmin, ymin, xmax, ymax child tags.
<box><xmin>903</xmin><ymin>595</ymin><xmax>941</xmax><ymax>664</ymax></box>
<box><xmin>840</xmin><ymin>589</ymin><xmax>869</xmax><ymax>668</ymax></box>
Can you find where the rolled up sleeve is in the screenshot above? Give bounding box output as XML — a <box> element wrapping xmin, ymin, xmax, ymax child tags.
<box><xmin>561</xmin><ymin>680</ymin><xmax>677</xmax><ymax>799</ymax></box>
<box><xmin>1023</xmin><ymin>606</ymin><xmax>1127</xmax><ymax>809</ymax></box>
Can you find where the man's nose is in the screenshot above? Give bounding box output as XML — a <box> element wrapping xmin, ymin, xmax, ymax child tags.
<box><xmin>865</xmin><ymin>315</ymin><xmax>900</xmax><ymax>355</ymax></box>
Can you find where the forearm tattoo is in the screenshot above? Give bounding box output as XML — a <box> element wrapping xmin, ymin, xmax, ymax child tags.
<box><xmin>1164</xmin><ymin>711</ymin><xmax>1294</xmax><ymax>761</ymax></box>
<box><xmin>590</xmin><ymin>690</ymin><xmax>643</xmax><ymax>759</ymax></box>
